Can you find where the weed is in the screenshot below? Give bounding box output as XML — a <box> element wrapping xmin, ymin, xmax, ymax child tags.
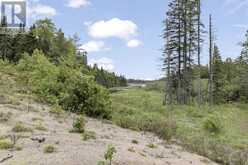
<box><xmin>98</xmin><ymin>145</ymin><xmax>117</xmax><ymax>165</ymax></box>
<box><xmin>43</xmin><ymin>145</ymin><xmax>56</xmax><ymax>153</ymax></box>
<box><xmin>12</xmin><ymin>122</ymin><xmax>33</xmax><ymax>133</ymax></box>
<box><xmin>35</xmin><ymin>123</ymin><xmax>47</xmax><ymax>131</ymax></box>
<box><xmin>203</xmin><ymin>114</ymin><xmax>223</xmax><ymax>135</ymax></box>
<box><xmin>128</xmin><ymin>147</ymin><xmax>135</xmax><ymax>153</ymax></box>
<box><xmin>82</xmin><ymin>131</ymin><xmax>96</xmax><ymax>141</ymax></box>
<box><xmin>147</xmin><ymin>143</ymin><xmax>157</xmax><ymax>149</ymax></box>
<box><xmin>0</xmin><ymin>112</ymin><xmax>12</xmax><ymax>122</ymax></box>
<box><xmin>131</xmin><ymin>139</ymin><xmax>138</xmax><ymax>144</ymax></box>
<box><xmin>0</xmin><ymin>139</ymin><xmax>14</xmax><ymax>150</ymax></box>
<box><xmin>70</xmin><ymin>116</ymin><xmax>85</xmax><ymax>133</ymax></box>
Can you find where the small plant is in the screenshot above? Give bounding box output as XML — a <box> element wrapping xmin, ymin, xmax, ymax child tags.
<box><xmin>12</xmin><ymin>122</ymin><xmax>33</xmax><ymax>133</ymax></box>
<box><xmin>104</xmin><ymin>145</ymin><xmax>117</xmax><ymax>165</ymax></box>
<box><xmin>0</xmin><ymin>139</ymin><xmax>14</xmax><ymax>150</ymax></box>
<box><xmin>70</xmin><ymin>116</ymin><xmax>85</xmax><ymax>133</ymax></box>
<box><xmin>43</xmin><ymin>145</ymin><xmax>56</xmax><ymax>153</ymax></box>
<box><xmin>0</xmin><ymin>112</ymin><xmax>12</xmax><ymax>123</ymax></box>
<box><xmin>82</xmin><ymin>131</ymin><xmax>96</xmax><ymax>141</ymax></box>
<box><xmin>203</xmin><ymin>114</ymin><xmax>223</xmax><ymax>135</ymax></box>
<box><xmin>147</xmin><ymin>143</ymin><xmax>157</xmax><ymax>149</ymax></box>
<box><xmin>98</xmin><ymin>145</ymin><xmax>117</xmax><ymax>165</ymax></box>
<box><xmin>128</xmin><ymin>147</ymin><xmax>135</xmax><ymax>153</ymax></box>
<box><xmin>131</xmin><ymin>139</ymin><xmax>139</xmax><ymax>144</ymax></box>
<box><xmin>15</xmin><ymin>145</ymin><xmax>23</xmax><ymax>151</ymax></box>
<box><xmin>35</xmin><ymin>123</ymin><xmax>47</xmax><ymax>131</ymax></box>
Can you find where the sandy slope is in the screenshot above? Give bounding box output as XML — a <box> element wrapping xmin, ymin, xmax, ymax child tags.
<box><xmin>0</xmin><ymin>101</ymin><xmax>218</xmax><ymax>165</ymax></box>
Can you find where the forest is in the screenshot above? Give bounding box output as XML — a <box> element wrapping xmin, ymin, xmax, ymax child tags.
<box><xmin>0</xmin><ymin>0</ymin><xmax>248</xmax><ymax>165</ymax></box>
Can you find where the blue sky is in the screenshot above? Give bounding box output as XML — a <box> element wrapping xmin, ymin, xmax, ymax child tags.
<box><xmin>24</xmin><ymin>0</ymin><xmax>248</xmax><ymax>79</ymax></box>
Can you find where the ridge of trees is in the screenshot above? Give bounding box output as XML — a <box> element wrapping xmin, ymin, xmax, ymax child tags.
<box><xmin>0</xmin><ymin>18</ymin><xmax>127</xmax><ymax>89</ymax></box>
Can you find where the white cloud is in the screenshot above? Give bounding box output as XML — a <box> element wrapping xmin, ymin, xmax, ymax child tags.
<box><xmin>127</xmin><ymin>39</ymin><xmax>142</xmax><ymax>48</ymax></box>
<box><xmin>84</xmin><ymin>21</ymin><xmax>92</xmax><ymax>26</ymax></box>
<box><xmin>89</xmin><ymin>57</ymin><xmax>115</xmax><ymax>72</ymax></box>
<box><xmin>79</xmin><ymin>41</ymin><xmax>109</xmax><ymax>53</ymax></box>
<box><xmin>28</xmin><ymin>3</ymin><xmax>57</xmax><ymax>18</ymax></box>
<box><xmin>66</xmin><ymin>0</ymin><xmax>90</xmax><ymax>8</ymax></box>
<box><xmin>88</xmin><ymin>18</ymin><xmax>138</xmax><ymax>40</ymax></box>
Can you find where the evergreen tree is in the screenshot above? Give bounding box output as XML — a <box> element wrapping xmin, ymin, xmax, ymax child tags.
<box><xmin>212</xmin><ymin>45</ymin><xmax>224</xmax><ymax>104</ymax></box>
<box><xmin>163</xmin><ymin>0</ymin><xmax>203</xmax><ymax>105</ymax></box>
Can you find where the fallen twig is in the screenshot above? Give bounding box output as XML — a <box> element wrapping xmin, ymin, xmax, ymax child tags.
<box><xmin>0</xmin><ymin>154</ymin><xmax>13</xmax><ymax>163</ymax></box>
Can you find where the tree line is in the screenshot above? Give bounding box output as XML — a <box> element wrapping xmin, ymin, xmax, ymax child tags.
<box><xmin>163</xmin><ymin>0</ymin><xmax>248</xmax><ymax>105</ymax></box>
<box><xmin>0</xmin><ymin>17</ymin><xmax>127</xmax><ymax>88</ymax></box>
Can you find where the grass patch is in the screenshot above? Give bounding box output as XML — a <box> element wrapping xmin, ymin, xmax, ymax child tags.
<box><xmin>12</xmin><ymin>122</ymin><xmax>33</xmax><ymax>133</ymax></box>
<box><xmin>82</xmin><ymin>131</ymin><xmax>96</xmax><ymax>141</ymax></box>
<box><xmin>35</xmin><ymin>123</ymin><xmax>48</xmax><ymax>131</ymax></box>
<box><xmin>0</xmin><ymin>112</ymin><xmax>12</xmax><ymax>123</ymax></box>
<box><xmin>146</xmin><ymin>143</ymin><xmax>157</xmax><ymax>149</ymax></box>
<box><xmin>0</xmin><ymin>139</ymin><xmax>14</xmax><ymax>150</ymax></box>
<box><xmin>110</xmin><ymin>88</ymin><xmax>248</xmax><ymax>164</ymax></box>
<box><xmin>131</xmin><ymin>139</ymin><xmax>138</xmax><ymax>144</ymax></box>
<box><xmin>43</xmin><ymin>144</ymin><xmax>56</xmax><ymax>153</ymax></box>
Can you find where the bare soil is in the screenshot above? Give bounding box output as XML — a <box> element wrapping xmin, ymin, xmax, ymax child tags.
<box><xmin>0</xmin><ymin>101</ymin><xmax>218</xmax><ymax>165</ymax></box>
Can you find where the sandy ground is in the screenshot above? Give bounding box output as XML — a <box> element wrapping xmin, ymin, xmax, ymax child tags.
<box><xmin>0</xmin><ymin>101</ymin><xmax>218</xmax><ymax>165</ymax></box>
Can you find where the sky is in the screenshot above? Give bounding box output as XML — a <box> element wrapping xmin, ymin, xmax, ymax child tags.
<box><xmin>5</xmin><ymin>0</ymin><xmax>248</xmax><ymax>80</ymax></box>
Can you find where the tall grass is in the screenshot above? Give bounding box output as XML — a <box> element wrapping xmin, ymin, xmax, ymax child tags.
<box><xmin>110</xmin><ymin>88</ymin><xmax>248</xmax><ymax>164</ymax></box>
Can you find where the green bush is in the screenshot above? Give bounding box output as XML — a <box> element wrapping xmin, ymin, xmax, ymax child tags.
<box><xmin>17</xmin><ymin>50</ymin><xmax>112</xmax><ymax>119</ymax></box>
<box><xmin>71</xmin><ymin>116</ymin><xmax>85</xmax><ymax>133</ymax></box>
<box><xmin>203</xmin><ymin>114</ymin><xmax>223</xmax><ymax>135</ymax></box>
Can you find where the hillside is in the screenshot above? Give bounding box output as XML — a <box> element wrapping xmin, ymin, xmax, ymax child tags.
<box><xmin>0</xmin><ymin>72</ymin><xmax>218</xmax><ymax>165</ymax></box>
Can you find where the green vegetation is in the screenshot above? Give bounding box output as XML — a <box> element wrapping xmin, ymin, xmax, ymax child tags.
<box><xmin>43</xmin><ymin>144</ymin><xmax>56</xmax><ymax>153</ymax></box>
<box><xmin>110</xmin><ymin>88</ymin><xmax>248</xmax><ymax>164</ymax></box>
<box><xmin>12</xmin><ymin>122</ymin><xmax>33</xmax><ymax>133</ymax></box>
<box><xmin>0</xmin><ymin>112</ymin><xmax>12</xmax><ymax>123</ymax></box>
<box><xmin>131</xmin><ymin>139</ymin><xmax>138</xmax><ymax>144</ymax></box>
<box><xmin>0</xmin><ymin>139</ymin><xmax>14</xmax><ymax>150</ymax></box>
<box><xmin>146</xmin><ymin>143</ymin><xmax>157</xmax><ymax>149</ymax></box>
<box><xmin>81</xmin><ymin>131</ymin><xmax>96</xmax><ymax>141</ymax></box>
<box><xmin>70</xmin><ymin>116</ymin><xmax>85</xmax><ymax>133</ymax></box>
<box><xmin>98</xmin><ymin>145</ymin><xmax>117</xmax><ymax>165</ymax></box>
<box><xmin>34</xmin><ymin>123</ymin><xmax>48</xmax><ymax>132</ymax></box>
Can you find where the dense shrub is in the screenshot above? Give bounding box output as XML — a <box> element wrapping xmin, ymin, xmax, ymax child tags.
<box><xmin>16</xmin><ymin>50</ymin><xmax>111</xmax><ymax>119</ymax></box>
<box><xmin>203</xmin><ymin>114</ymin><xmax>223</xmax><ymax>135</ymax></box>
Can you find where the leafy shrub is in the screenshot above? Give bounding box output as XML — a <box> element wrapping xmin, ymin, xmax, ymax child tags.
<box><xmin>12</xmin><ymin>122</ymin><xmax>33</xmax><ymax>133</ymax></box>
<box><xmin>104</xmin><ymin>145</ymin><xmax>117</xmax><ymax>165</ymax></box>
<box><xmin>203</xmin><ymin>114</ymin><xmax>223</xmax><ymax>135</ymax></box>
<box><xmin>17</xmin><ymin>50</ymin><xmax>112</xmax><ymax>119</ymax></box>
<box><xmin>43</xmin><ymin>144</ymin><xmax>56</xmax><ymax>153</ymax></box>
<box><xmin>70</xmin><ymin>116</ymin><xmax>85</xmax><ymax>133</ymax></box>
<box><xmin>97</xmin><ymin>145</ymin><xmax>117</xmax><ymax>165</ymax></box>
